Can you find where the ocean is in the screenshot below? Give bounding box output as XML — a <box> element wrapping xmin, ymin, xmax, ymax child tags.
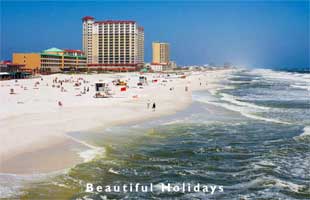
<box><xmin>3</xmin><ymin>68</ymin><xmax>310</xmax><ymax>199</ymax></box>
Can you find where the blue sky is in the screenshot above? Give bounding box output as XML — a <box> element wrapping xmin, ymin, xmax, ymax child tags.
<box><xmin>1</xmin><ymin>0</ymin><xmax>309</xmax><ymax>68</ymax></box>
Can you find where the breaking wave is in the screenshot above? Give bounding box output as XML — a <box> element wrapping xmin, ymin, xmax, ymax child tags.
<box><xmin>193</xmin><ymin>93</ymin><xmax>289</xmax><ymax>124</ymax></box>
<box><xmin>249</xmin><ymin>69</ymin><xmax>310</xmax><ymax>83</ymax></box>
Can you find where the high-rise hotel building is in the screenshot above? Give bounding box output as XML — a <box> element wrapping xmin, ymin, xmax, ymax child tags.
<box><xmin>82</xmin><ymin>16</ymin><xmax>144</xmax><ymax>70</ymax></box>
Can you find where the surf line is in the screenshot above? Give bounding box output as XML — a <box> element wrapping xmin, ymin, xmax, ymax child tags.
<box><xmin>198</xmin><ymin>99</ymin><xmax>291</xmax><ymax>125</ymax></box>
<box><xmin>64</xmin><ymin>134</ymin><xmax>105</xmax><ymax>162</ymax></box>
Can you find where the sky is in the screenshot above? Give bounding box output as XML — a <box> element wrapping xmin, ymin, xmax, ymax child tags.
<box><xmin>0</xmin><ymin>0</ymin><xmax>309</xmax><ymax>68</ymax></box>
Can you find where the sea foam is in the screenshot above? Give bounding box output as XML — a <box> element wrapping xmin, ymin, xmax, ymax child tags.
<box><xmin>250</xmin><ymin>69</ymin><xmax>310</xmax><ymax>83</ymax></box>
<box><xmin>194</xmin><ymin>94</ymin><xmax>290</xmax><ymax>124</ymax></box>
<box><xmin>78</xmin><ymin>147</ymin><xmax>105</xmax><ymax>162</ymax></box>
<box><xmin>294</xmin><ymin>126</ymin><xmax>310</xmax><ymax>139</ymax></box>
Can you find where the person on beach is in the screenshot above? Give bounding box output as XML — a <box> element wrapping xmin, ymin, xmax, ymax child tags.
<box><xmin>152</xmin><ymin>102</ymin><xmax>156</xmax><ymax>112</ymax></box>
<box><xmin>147</xmin><ymin>100</ymin><xmax>151</xmax><ymax>109</ymax></box>
<box><xmin>58</xmin><ymin>101</ymin><xmax>63</xmax><ymax>107</ymax></box>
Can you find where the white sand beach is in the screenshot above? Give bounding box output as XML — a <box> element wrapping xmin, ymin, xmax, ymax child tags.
<box><xmin>0</xmin><ymin>69</ymin><xmax>232</xmax><ymax>174</ymax></box>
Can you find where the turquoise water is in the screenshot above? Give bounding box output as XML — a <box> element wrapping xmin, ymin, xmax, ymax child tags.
<box><xmin>4</xmin><ymin>69</ymin><xmax>310</xmax><ymax>199</ymax></box>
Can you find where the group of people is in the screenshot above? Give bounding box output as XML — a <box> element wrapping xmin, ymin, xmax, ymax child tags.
<box><xmin>52</xmin><ymin>76</ymin><xmax>92</xmax><ymax>106</ymax></box>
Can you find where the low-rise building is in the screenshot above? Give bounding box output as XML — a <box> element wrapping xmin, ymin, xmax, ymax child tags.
<box><xmin>13</xmin><ymin>48</ymin><xmax>87</xmax><ymax>73</ymax></box>
<box><xmin>1</xmin><ymin>60</ymin><xmax>24</xmax><ymax>72</ymax></box>
<box><xmin>168</xmin><ymin>61</ymin><xmax>177</xmax><ymax>69</ymax></box>
<box><xmin>150</xmin><ymin>63</ymin><xmax>171</xmax><ymax>72</ymax></box>
<box><xmin>0</xmin><ymin>60</ymin><xmax>31</xmax><ymax>79</ymax></box>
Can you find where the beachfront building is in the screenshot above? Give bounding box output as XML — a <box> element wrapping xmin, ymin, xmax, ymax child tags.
<box><xmin>152</xmin><ymin>42</ymin><xmax>170</xmax><ymax>65</ymax></box>
<box><xmin>13</xmin><ymin>48</ymin><xmax>87</xmax><ymax>73</ymax></box>
<box><xmin>0</xmin><ymin>60</ymin><xmax>31</xmax><ymax>79</ymax></box>
<box><xmin>0</xmin><ymin>60</ymin><xmax>25</xmax><ymax>73</ymax></box>
<box><xmin>151</xmin><ymin>42</ymin><xmax>175</xmax><ymax>71</ymax></box>
<box><xmin>169</xmin><ymin>61</ymin><xmax>178</xmax><ymax>69</ymax></box>
<box><xmin>152</xmin><ymin>42</ymin><xmax>174</xmax><ymax>71</ymax></box>
<box><xmin>82</xmin><ymin>16</ymin><xmax>144</xmax><ymax>72</ymax></box>
<box><xmin>150</xmin><ymin>63</ymin><xmax>171</xmax><ymax>72</ymax></box>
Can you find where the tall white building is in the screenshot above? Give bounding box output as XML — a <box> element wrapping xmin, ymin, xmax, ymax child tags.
<box><xmin>82</xmin><ymin>16</ymin><xmax>144</xmax><ymax>70</ymax></box>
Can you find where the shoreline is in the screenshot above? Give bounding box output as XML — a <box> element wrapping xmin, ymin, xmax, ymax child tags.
<box><xmin>0</xmin><ymin>69</ymin><xmax>233</xmax><ymax>174</ymax></box>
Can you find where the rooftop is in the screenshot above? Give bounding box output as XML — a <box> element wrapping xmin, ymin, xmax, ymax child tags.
<box><xmin>82</xmin><ymin>16</ymin><xmax>95</xmax><ymax>21</ymax></box>
<box><xmin>153</xmin><ymin>42</ymin><xmax>169</xmax><ymax>45</ymax></box>
<box><xmin>64</xmin><ymin>49</ymin><xmax>84</xmax><ymax>54</ymax></box>
<box><xmin>42</xmin><ymin>48</ymin><xmax>84</xmax><ymax>55</ymax></box>
<box><xmin>94</xmin><ymin>20</ymin><xmax>136</xmax><ymax>24</ymax></box>
<box><xmin>44</xmin><ymin>47</ymin><xmax>63</xmax><ymax>52</ymax></box>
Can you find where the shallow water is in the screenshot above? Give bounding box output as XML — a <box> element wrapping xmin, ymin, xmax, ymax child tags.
<box><xmin>3</xmin><ymin>68</ymin><xmax>310</xmax><ymax>200</ymax></box>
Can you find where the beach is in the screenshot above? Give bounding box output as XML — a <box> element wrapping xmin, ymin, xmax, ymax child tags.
<box><xmin>1</xmin><ymin>68</ymin><xmax>309</xmax><ymax>199</ymax></box>
<box><xmin>0</xmin><ymin>69</ymin><xmax>232</xmax><ymax>174</ymax></box>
